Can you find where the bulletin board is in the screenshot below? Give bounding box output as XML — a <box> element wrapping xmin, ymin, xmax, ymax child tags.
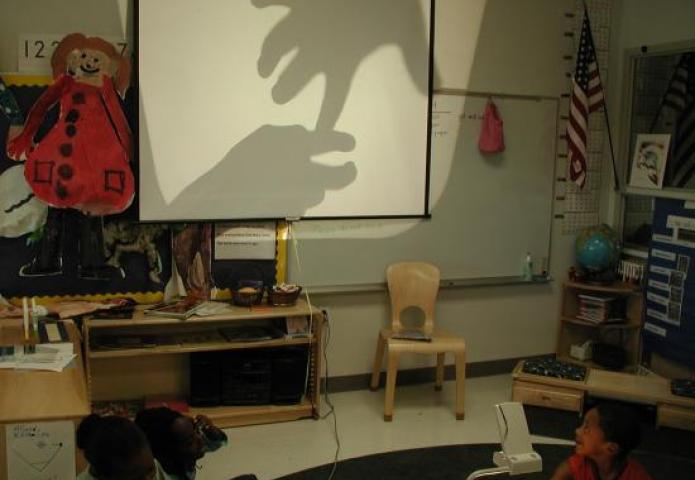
<box><xmin>643</xmin><ymin>198</ymin><xmax>695</xmax><ymax>369</ymax></box>
<box><xmin>0</xmin><ymin>75</ymin><xmax>171</xmax><ymax>302</ymax></box>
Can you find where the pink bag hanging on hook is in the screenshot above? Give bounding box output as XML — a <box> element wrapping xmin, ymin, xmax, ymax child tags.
<box><xmin>478</xmin><ymin>99</ymin><xmax>505</xmax><ymax>154</ymax></box>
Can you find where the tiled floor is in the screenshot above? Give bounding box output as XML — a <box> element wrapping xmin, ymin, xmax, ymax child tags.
<box><xmin>198</xmin><ymin>374</ymin><xmax>571</xmax><ymax>480</ymax></box>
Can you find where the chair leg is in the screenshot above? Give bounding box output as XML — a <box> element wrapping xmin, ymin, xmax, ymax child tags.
<box><xmin>370</xmin><ymin>334</ymin><xmax>386</xmax><ymax>391</ymax></box>
<box><xmin>454</xmin><ymin>350</ymin><xmax>466</xmax><ymax>420</ymax></box>
<box><xmin>435</xmin><ymin>353</ymin><xmax>445</xmax><ymax>391</ymax></box>
<box><xmin>384</xmin><ymin>350</ymin><xmax>400</xmax><ymax>421</ymax></box>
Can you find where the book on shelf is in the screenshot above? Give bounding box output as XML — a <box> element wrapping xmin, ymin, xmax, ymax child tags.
<box><xmin>219</xmin><ymin>325</ymin><xmax>284</xmax><ymax>342</ymax></box>
<box><xmin>92</xmin><ymin>399</ymin><xmax>144</xmax><ymax>418</ymax></box>
<box><xmin>285</xmin><ymin>316</ymin><xmax>310</xmax><ymax>338</ymax></box>
<box><xmin>575</xmin><ymin>315</ymin><xmax>625</xmax><ymax>324</ymax></box>
<box><xmin>576</xmin><ymin>294</ymin><xmax>626</xmax><ymax>324</ymax></box>
<box><xmin>144</xmin><ymin>395</ymin><xmax>189</xmax><ymax>413</ymax></box>
<box><xmin>144</xmin><ymin>298</ymin><xmax>206</xmax><ymax>319</ymax></box>
<box><xmin>391</xmin><ymin>329</ymin><xmax>432</xmax><ymax>342</ymax></box>
<box><xmin>577</xmin><ymin>294</ymin><xmax>617</xmax><ymax>303</ymax></box>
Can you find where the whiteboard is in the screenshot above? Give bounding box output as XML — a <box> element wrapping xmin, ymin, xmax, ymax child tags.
<box><xmin>288</xmin><ymin>93</ymin><xmax>557</xmax><ymax>287</ymax></box>
<box><xmin>138</xmin><ymin>0</ymin><xmax>432</xmax><ymax>221</ymax></box>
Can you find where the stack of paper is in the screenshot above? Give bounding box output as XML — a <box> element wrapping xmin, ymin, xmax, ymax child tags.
<box><xmin>0</xmin><ymin>344</ymin><xmax>75</xmax><ymax>372</ymax></box>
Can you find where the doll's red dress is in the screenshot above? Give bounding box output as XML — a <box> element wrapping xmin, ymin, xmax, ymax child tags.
<box><xmin>7</xmin><ymin>73</ymin><xmax>134</xmax><ymax>215</ymax></box>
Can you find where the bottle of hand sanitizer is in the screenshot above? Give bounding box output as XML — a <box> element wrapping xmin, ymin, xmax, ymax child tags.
<box><xmin>523</xmin><ymin>252</ymin><xmax>533</xmax><ymax>281</ymax></box>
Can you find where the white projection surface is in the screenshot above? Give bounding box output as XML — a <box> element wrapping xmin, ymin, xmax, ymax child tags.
<box><xmin>138</xmin><ymin>0</ymin><xmax>432</xmax><ymax>221</ymax></box>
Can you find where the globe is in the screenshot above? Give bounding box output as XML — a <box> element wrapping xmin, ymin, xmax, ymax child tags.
<box><xmin>575</xmin><ymin>224</ymin><xmax>620</xmax><ymax>283</ymax></box>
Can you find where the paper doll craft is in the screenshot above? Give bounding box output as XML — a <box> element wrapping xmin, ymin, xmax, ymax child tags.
<box><xmin>5</xmin><ymin>34</ymin><xmax>134</xmax><ymax>279</ymax></box>
<box><xmin>7</xmin><ymin>33</ymin><xmax>134</xmax><ymax>215</ymax></box>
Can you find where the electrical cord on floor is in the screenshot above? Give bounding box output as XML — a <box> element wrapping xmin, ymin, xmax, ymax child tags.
<box><xmin>320</xmin><ymin>309</ymin><xmax>340</xmax><ymax>480</ymax></box>
<box><xmin>286</xmin><ymin>224</ymin><xmax>339</xmax><ymax>479</ymax></box>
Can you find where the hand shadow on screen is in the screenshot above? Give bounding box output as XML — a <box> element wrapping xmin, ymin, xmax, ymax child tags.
<box><xmin>162</xmin><ymin>124</ymin><xmax>356</xmax><ymax>218</ymax></box>
<box><xmin>253</xmin><ymin>0</ymin><xmax>430</xmax><ymax>132</ymax></box>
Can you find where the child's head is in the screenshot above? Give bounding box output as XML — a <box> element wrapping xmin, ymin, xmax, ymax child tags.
<box><xmin>575</xmin><ymin>403</ymin><xmax>642</xmax><ymax>463</ymax></box>
<box><xmin>76</xmin><ymin>414</ymin><xmax>155</xmax><ymax>480</ymax></box>
<box><xmin>135</xmin><ymin>407</ymin><xmax>205</xmax><ymax>475</ymax></box>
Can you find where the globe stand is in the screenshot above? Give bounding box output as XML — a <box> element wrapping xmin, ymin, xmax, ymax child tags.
<box><xmin>575</xmin><ymin>224</ymin><xmax>620</xmax><ymax>286</ymax></box>
<box><xmin>579</xmin><ymin>268</ymin><xmax>616</xmax><ymax>285</ymax></box>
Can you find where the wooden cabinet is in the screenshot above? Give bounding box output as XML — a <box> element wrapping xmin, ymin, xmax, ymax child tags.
<box><xmin>557</xmin><ymin>281</ymin><xmax>644</xmax><ymax>372</ymax></box>
<box><xmin>512</xmin><ymin>379</ymin><xmax>584</xmax><ymax>412</ymax></box>
<box><xmin>657</xmin><ymin>403</ymin><xmax>695</xmax><ymax>431</ymax></box>
<box><xmin>512</xmin><ymin>361</ymin><xmax>695</xmax><ymax>431</ymax></box>
<box><xmin>0</xmin><ymin>319</ymin><xmax>90</xmax><ymax>479</ymax></box>
<box><xmin>82</xmin><ymin>299</ymin><xmax>324</xmax><ymax>428</ymax></box>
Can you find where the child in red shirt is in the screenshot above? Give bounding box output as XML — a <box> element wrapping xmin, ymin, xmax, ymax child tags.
<box><xmin>551</xmin><ymin>403</ymin><xmax>653</xmax><ymax>480</ymax></box>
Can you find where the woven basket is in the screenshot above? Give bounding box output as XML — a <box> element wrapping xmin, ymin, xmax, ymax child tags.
<box><xmin>268</xmin><ymin>287</ymin><xmax>302</xmax><ymax>306</ymax></box>
<box><xmin>231</xmin><ymin>288</ymin><xmax>264</xmax><ymax>306</ymax></box>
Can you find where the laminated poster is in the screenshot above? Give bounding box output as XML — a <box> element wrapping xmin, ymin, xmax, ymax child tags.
<box><xmin>5</xmin><ymin>420</ymin><xmax>75</xmax><ymax>480</ymax></box>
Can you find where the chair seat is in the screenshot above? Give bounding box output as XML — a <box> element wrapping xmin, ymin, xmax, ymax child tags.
<box><xmin>380</xmin><ymin>328</ymin><xmax>466</xmax><ymax>354</ymax></box>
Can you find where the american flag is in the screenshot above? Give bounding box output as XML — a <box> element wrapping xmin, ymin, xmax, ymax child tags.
<box><xmin>567</xmin><ymin>10</ymin><xmax>605</xmax><ymax>189</ymax></box>
<box><xmin>662</xmin><ymin>53</ymin><xmax>695</xmax><ymax>187</ymax></box>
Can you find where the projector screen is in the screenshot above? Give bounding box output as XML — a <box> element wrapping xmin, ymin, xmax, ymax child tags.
<box><xmin>138</xmin><ymin>0</ymin><xmax>433</xmax><ymax>221</ymax></box>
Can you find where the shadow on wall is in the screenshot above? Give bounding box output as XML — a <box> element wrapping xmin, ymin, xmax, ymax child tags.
<box><xmin>281</xmin><ymin>0</ymin><xmax>567</xmax><ymax>287</ymax></box>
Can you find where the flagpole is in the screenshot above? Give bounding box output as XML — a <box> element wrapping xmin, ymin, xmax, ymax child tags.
<box><xmin>582</xmin><ymin>1</ymin><xmax>620</xmax><ymax>191</ymax></box>
<box><xmin>602</xmin><ymin>97</ymin><xmax>621</xmax><ymax>191</ymax></box>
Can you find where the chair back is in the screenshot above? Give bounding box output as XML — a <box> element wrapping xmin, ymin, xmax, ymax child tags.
<box><xmin>386</xmin><ymin>261</ymin><xmax>440</xmax><ymax>334</ymax></box>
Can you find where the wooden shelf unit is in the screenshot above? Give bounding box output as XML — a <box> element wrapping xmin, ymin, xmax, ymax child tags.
<box><xmin>83</xmin><ymin>299</ymin><xmax>324</xmax><ymax>428</ymax></box>
<box><xmin>0</xmin><ymin>319</ymin><xmax>90</xmax><ymax>479</ymax></box>
<box><xmin>512</xmin><ymin>361</ymin><xmax>695</xmax><ymax>431</ymax></box>
<box><xmin>88</xmin><ymin>336</ymin><xmax>314</xmax><ymax>359</ymax></box>
<box><xmin>557</xmin><ymin>281</ymin><xmax>644</xmax><ymax>371</ymax></box>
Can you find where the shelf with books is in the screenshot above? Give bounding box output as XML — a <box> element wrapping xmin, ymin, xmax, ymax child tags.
<box><xmin>189</xmin><ymin>399</ymin><xmax>314</xmax><ymax>428</ymax></box>
<box><xmin>88</xmin><ymin>336</ymin><xmax>314</xmax><ymax>359</ymax></box>
<box><xmin>560</xmin><ymin>316</ymin><xmax>641</xmax><ymax>329</ymax></box>
<box><xmin>557</xmin><ymin>281</ymin><xmax>644</xmax><ymax>372</ymax></box>
<box><xmin>82</xmin><ymin>299</ymin><xmax>324</xmax><ymax>428</ymax></box>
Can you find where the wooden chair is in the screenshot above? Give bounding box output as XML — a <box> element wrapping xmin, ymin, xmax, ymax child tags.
<box><xmin>370</xmin><ymin>261</ymin><xmax>466</xmax><ymax>421</ymax></box>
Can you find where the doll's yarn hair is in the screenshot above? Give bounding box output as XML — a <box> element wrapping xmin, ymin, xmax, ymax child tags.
<box><xmin>51</xmin><ymin>33</ymin><xmax>132</xmax><ymax>98</ymax></box>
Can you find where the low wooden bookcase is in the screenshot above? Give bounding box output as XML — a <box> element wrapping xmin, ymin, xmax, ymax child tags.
<box><xmin>82</xmin><ymin>299</ymin><xmax>324</xmax><ymax>428</ymax></box>
<box><xmin>557</xmin><ymin>281</ymin><xmax>644</xmax><ymax>372</ymax></box>
<box><xmin>512</xmin><ymin>361</ymin><xmax>695</xmax><ymax>431</ymax></box>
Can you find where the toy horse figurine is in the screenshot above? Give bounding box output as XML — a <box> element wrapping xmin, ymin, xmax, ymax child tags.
<box><xmin>6</xmin><ymin>33</ymin><xmax>133</xmax><ymax>278</ymax></box>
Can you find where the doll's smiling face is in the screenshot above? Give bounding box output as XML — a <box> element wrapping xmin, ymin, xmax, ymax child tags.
<box><xmin>66</xmin><ymin>48</ymin><xmax>113</xmax><ymax>85</ymax></box>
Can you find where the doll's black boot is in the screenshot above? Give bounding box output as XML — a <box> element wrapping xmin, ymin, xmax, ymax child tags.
<box><xmin>78</xmin><ymin>215</ymin><xmax>124</xmax><ymax>280</ymax></box>
<box><xmin>19</xmin><ymin>208</ymin><xmax>64</xmax><ymax>277</ymax></box>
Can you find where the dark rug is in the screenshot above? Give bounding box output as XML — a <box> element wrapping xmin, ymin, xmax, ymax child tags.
<box><xmin>274</xmin><ymin>443</ymin><xmax>692</xmax><ymax>479</ymax></box>
<box><xmin>523</xmin><ymin>403</ymin><xmax>695</xmax><ymax>460</ymax></box>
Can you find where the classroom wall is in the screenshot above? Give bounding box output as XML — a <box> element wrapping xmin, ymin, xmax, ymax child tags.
<box><xmin>318</xmin><ymin>0</ymin><xmax>578</xmax><ymax>377</ymax></box>
<box><xmin>0</xmin><ymin>0</ymin><xmax>583</xmax><ymax>377</ymax></box>
<box><xmin>603</xmin><ymin>0</ymin><xmax>695</xmax><ymax>225</ymax></box>
<box><xmin>602</xmin><ymin>0</ymin><xmax>695</xmax><ymax>378</ymax></box>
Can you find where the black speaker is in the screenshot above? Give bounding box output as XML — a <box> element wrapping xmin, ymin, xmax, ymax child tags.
<box><xmin>189</xmin><ymin>351</ymin><xmax>222</xmax><ymax>407</ymax></box>
<box><xmin>221</xmin><ymin>350</ymin><xmax>272</xmax><ymax>406</ymax></box>
<box><xmin>592</xmin><ymin>342</ymin><xmax>626</xmax><ymax>370</ymax></box>
<box><xmin>272</xmin><ymin>347</ymin><xmax>309</xmax><ymax>405</ymax></box>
